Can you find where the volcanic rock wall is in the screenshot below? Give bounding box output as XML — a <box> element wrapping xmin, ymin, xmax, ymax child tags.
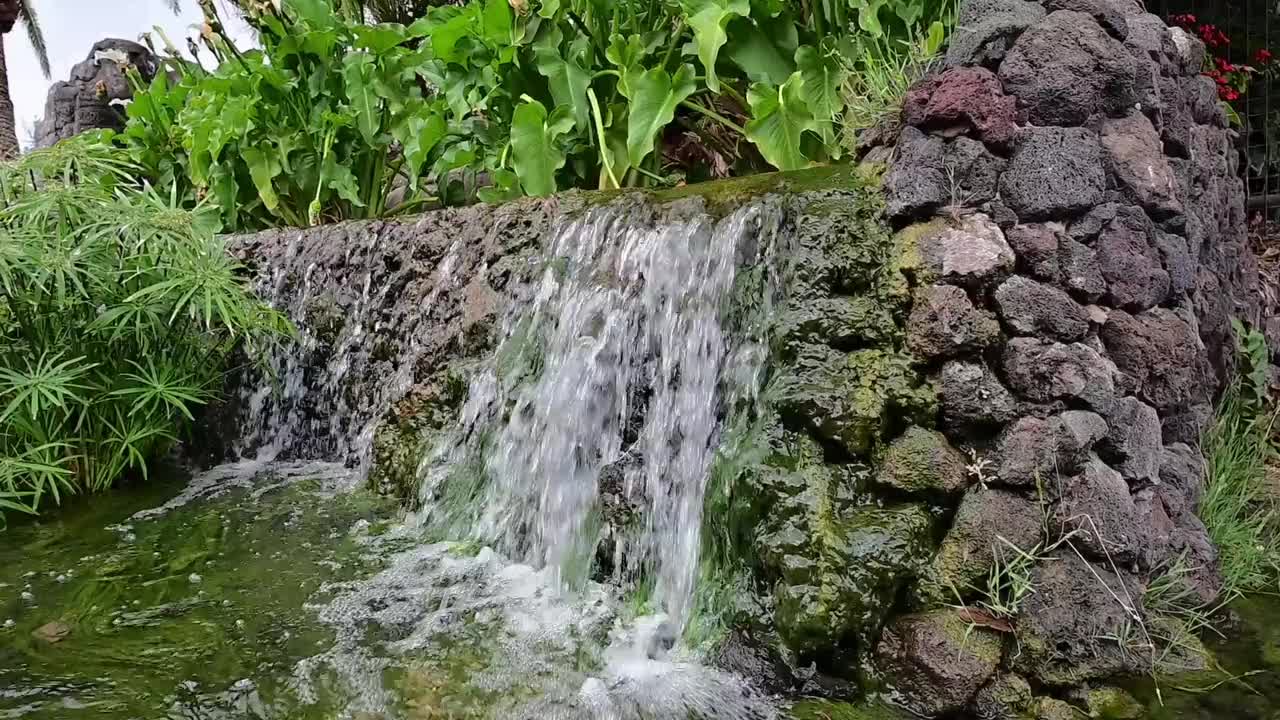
<box><xmin>860</xmin><ymin>0</ymin><xmax>1267</xmax><ymax>715</ymax></box>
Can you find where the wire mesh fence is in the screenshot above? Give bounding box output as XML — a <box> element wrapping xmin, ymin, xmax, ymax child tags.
<box><xmin>1148</xmin><ymin>0</ymin><xmax>1277</xmax><ymax>224</ymax></box>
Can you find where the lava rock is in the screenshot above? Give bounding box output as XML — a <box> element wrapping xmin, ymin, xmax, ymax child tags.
<box><xmin>994</xmin><ymin>275</ymin><xmax>1091</xmax><ymax>342</ymax></box>
<box><xmin>903</xmin><ymin>66</ymin><xmax>1018</xmax><ymax>148</ymax></box>
<box><xmin>1043</xmin><ymin>0</ymin><xmax>1140</xmax><ymax>39</ymax></box>
<box><xmin>917</xmin><ymin>213</ymin><xmax>1016</xmax><ymax>287</ymax></box>
<box><xmin>1000</xmin><ymin>127</ymin><xmax>1107</xmax><ymax>221</ymax></box>
<box><xmin>1098</xmin><ymin>396</ymin><xmax>1163</xmax><ymax>485</ymax></box>
<box><xmin>999</xmin><ymin>11</ymin><xmax>1137</xmax><ymax>126</ymax></box>
<box><xmin>769</xmin><ymin>503</ymin><xmax>937</xmax><ymax>656</ymax></box>
<box><xmin>1133</xmin><ymin>487</ymin><xmax>1175</xmax><ymax>570</ymax></box>
<box><xmin>878</xmin><ymin>426</ymin><xmax>971</xmax><ymax>495</ymax></box>
<box><xmin>1058</xmin><ymin>236</ymin><xmax>1108</xmax><ymax>303</ymax></box>
<box><xmin>1124</xmin><ymin>12</ymin><xmax>1182</xmax><ymax>74</ymax></box>
<box><xmin>1005</xmin><ymin>224</ymin><xmax>1060</xmax><ymax>281</ymax></box>
<box><xmin>711</xmin><ymin>628</ymin><xmax>796</xmax><ymax>695</ymax></box>
<box><xmin>1100</xmin><ymin>114</ymin><xmax>1182</xmax><ymax>218</ymax></box>
<box><xmin>886</xmin><ymin>127</ymin><xmax>949</xmax><ymax>218</ymax></box>
<box><xmin>1157</xmin><ymin>442</ymin><xmax>1205</xmax><ymax>519</ymax></box>
<box><xmin>1013</xmin><ymin>551</ymin><xmax>1149</xmax><ymax>685</ymax></box>
<box><xmin>781</xmin><ymin>295</ymin><xmax>899</xmax><ymax>350</ymax></box>
<box><xmin>973</xmin><ymin>673</ymin><xmax>1034</xmax><ymax>719</ymax></box>
<box><xmin>875</xmin><ymin>609</ymin><xmax>1003</xmax><ymax>717</ymax></box>
<box><xmin>1164</xmin><ymin>512</ymin><xmax>1224</xmax><ymax>606</ymax></box>
<box><xmin>943</xmin><ymin>136</ymin><xmax>1007</xmax><ymax>207</ymax></box>
<box><xmin>1095</xmin><ymin>206</ymin><xmax>1171</xmax><ymax>311</ymax></box>
<box><xmin>1086</xmin><ymin>687</ymin><xmax>1145</xmax><ymax>720</ymax></box>
<box><xmin>906</xmin><ymin>284</ymin><xmax>1001</xmax><ymax>360</ymax></box>
<box><xmin>1100</xmin><ymin>308</ymin><xmax>1211</xmax><ymax>412</ymax></box>
<box><xmin>1053</xmin><ymin>455</ymin><xmax>1144</xmax><ymax>562</ymax></box>
<box><xmin>773</xmin><ymin>345</ymin><xmax>937</xmax><ymax>459</ymax></box>
<box><xmin>938</xmin><ymin>360</ymin><xmax>1019</xmax><ymax>428</ymax></box>
<box><xmin>1160</xmin><ymin>401</ymin><xmax>1214</xmax><ymax>446</ymax></box>
<box><xmin>1068</xmin><ymin>202</ymin><xmax>1121</xmax><ymax>244</ymax></box>
<box><xmin>947</xmin><ymin>0</ymin><xmax>1047</xmax><ymax>67</ymax></box>
<box><xmin>1152</xmin><ymin>229</ymin><xmax>1195</xmax><ymax>297</ymax></box>
<box><xmin>1033</xmin><ymin>697</ymin><xmax>1080</xmax><ymax>720</ymax></box>
<box><xmin>1168</xmin><ymin>25</ymin><xmax>1206</xmax><ymax>76</ymax></box>
<box><xmin>930</xmin><ymin>487</ymin><xmax>1044</xmax><ymax>594</ymax></box>
<box><xmin>993</xmin><ymin>411</ymin><xmax>1107</xmax><ymax>486</ymax></box>
<box><xmin>1002</xmin><ymin>338</ymin><xmax>1117</xmax><ymax>413</ymax></box>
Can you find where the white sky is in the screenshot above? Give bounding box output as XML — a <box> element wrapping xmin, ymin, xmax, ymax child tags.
<box><xmin>6</xmin><ymin>0</ymin><xmax>255</xmax><ymax>145</ymax></box>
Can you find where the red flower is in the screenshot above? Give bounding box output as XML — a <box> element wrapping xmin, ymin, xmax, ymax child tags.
<box><xmin>1256</xmin><ymin>48</ymin><xmax>1274</xmax><ymax>64</ymax></box>
<box><xmin>1221</xmin><ymin>87</ymin><xmax>1240</xmax><ymax>102</ymax></box>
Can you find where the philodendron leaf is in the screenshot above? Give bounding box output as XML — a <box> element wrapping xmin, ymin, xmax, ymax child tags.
<box><xmin>534</xmin><ymin>26</ymin><xmax>592</xmax><ymax>132</ymax></box>
<box><xmin>679</xmin><ymin>0</ymin><xmax>750</xmax><ymax>92</ymax></box>
<box><xmin>724</xmin><ymin>17</ymin><xmax>795</xmax><ymax>85</ymax></box>
<box><xmin>620</xmin><ymin>63</ymin><xmax>697</xmax><ymax>168</ymax></box>
<box><xmin>511</xmin><ymin>99</ymin><xmax>575</xmax><ymax>197</ymax></box>
<box><xmin>321</xmin><ymin>153</ymin><xmax>365</xmax><ymax>208</ymax></box>
<box><xmin>354</xmin><ymin>23</ymin><xmax>410</xmax><ymax>54</ymax></box>
<box><xmin>342</xmin><ymin>52</ymin><xmax>382</xmax><ymax>144</ymax></box>
<box><xmin>852</xmin><ymin>0</ymin><xmax>887</xmax><ymax>36</ymax></box>
<box><xmin>744</xmin><ymin>73</ymin><xmax>816</xmax><ymax>171</ymax></box>
<box><xmin>538</xmin><ymin>0</ymin><xmax>561</xmax><ymax>18</ymax></box>
<box><xmin>394</xmin><ymin>105</ymin><xmax>449</xmax><ymax>181</ymax></box>
<box><xmin>795</xmin><ymin>45</ymin><xmax>846</xmax><ymax>146</ymax></box>
<box><xmin>242</xmin><ymin>146</ymin><xmax>283</xmax><ymax>213</ymax></box>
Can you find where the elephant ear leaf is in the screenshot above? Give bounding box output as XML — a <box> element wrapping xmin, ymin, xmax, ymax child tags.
<box><xmin>744</xmin><ymin>73</ymin><xmax>816</xmax><ymax>171</ymax></box>
<box><xmin>511</xmin><ymin>99</ymin><xmax>575</xmax><ymax>197</ymax></box>
<box><xmin>795</xmin><ymin>45</ymin><xmax>846</xmax><ymax>147</ymax></box>
<box><xmin>242</xmin><ymin>146</ymin><xmax>283</xmax><ymax>213</ymax></box>
<box><xmin>533</xmin><ymin>26</ymin><xmax>593</xmax><ymax>132</ymax></box>
<box><xmin>620</xmin><ymin>64</ymin><xmax>697</xmax><ymax>168</ymax></box>
<box><xmin>679</xmin><ymin>0</ymin><xmax>750</xmax><ymax>92</ymax></box>
<box><xmin>342</xmin><ymin>52</ymin><xmax>382</xmax><ymax>144</ymax></box>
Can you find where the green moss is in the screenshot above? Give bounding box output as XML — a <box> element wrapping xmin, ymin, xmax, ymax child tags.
<box><xmin>1086</xmin><ymin>687</ymin><xmax>1143</xmax><ymax>719</ymax></box>
<box><xmin>788</xmin><ymin>699</ymin><xmax>918</xmax><ymax>720</ymax></box>
<box><xmin>773</xmin><ymin>345</ymin><xmax>937</xmax><ymax>459</ymax></box>
<box><xmin>892</xmin><ymin>218</ymin><xmax>948</xmax><ymax>286</ymax></box>
<box><xmin>877</xmin><ymin>426</ymin><xmax>968</xmax><ymax>495</ymax></box>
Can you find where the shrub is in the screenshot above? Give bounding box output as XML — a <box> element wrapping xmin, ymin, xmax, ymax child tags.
<box><xmin>122</xmin><ymin>0</ymin><xmax>953</xmax><ymax>231</ymax></box>
<box><xmin>0</xmin><ymin>134</ymin><xmax>288</xmax><ymax>521</ymax></box>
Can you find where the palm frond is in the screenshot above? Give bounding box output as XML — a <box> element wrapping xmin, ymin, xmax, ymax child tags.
<box><xmin>17</xmin><ymin>0</ymin><xmax>49</xmax><ymax>79</ymax></box>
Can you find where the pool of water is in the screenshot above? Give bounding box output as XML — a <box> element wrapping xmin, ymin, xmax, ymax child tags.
<box><xmin>3</xmin><ymin>461</ymin><xmax>1277</xmax><ymax>720</ymax></box>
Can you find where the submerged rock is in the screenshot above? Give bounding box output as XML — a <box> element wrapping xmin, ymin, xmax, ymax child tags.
<box><xmin>875</xmin><ymin>609</ymin><xmax>1003</xmax><ymax>716</ymax></box>
<box><xmin>972</xmin><ymin>672</ymin><xmax>1034</xmax><ymax>719</ymax></box>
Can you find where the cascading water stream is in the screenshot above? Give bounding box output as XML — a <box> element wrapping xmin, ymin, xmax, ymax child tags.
<box><xmin>418</xmin><ymin>198</ymin><xmax>783</xmax><ymax>629</ymax></box>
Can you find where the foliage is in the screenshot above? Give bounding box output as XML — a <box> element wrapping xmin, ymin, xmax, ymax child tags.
<box><xmin>0</xmin><ymin>134</ymin><xmax>288</xmax><ymax>522</ymax></box>
<box><xmin>121</xmin><ymin>0</ymin><xmax>952</xmax><ymax>230</ymax></box>
<box><xmin>1200</xmin><ymin>322</ymin><xmax>1279</xmax><ymax>599</ymax></box>
<box><xmin>839</xmin><ymin>16</ymin><xmax>948</xmax><ymax>146</ymax></box>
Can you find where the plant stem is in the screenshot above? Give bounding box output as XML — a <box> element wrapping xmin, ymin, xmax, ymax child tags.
<box><xmin>680</xmin><ymin>100</ymin><xmax>747</xmax><ymax>135</ymax></box>
<box><xmin>661</xmin><ymin>19</ymin><xmax>686</xmax><ymax>71</ymax></box>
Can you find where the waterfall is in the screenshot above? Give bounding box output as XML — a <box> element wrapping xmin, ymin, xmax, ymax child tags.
<box><xmin>419</xmin><ymin>197</ymin><xmax>784</xmax><ymax>629</ymax></box>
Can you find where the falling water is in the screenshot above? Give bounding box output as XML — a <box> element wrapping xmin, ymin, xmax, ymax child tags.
<box><xmin>419</xmin><ymin>197</ymin><xmax>784</xmax><ymax>629</ymax></box>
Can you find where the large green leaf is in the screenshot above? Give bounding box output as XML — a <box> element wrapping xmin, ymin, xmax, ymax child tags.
<box><xmin>394</xmin><ymin>106</ymin><xmax>449</xmax><ymax>180</ymax></box>
<box><xmin>620</xmin><ymin>64</ymin><xmax>697</xmax><ymax>168</ymax></box>
<box><xmin>429</xmin><ymin>6</ymin><xmax>479</xmax><ymax>63</ymax></box>
<box><xmin>533</xmin><ymin>26</ymin><xmax>593</xmax><ymax>132</ymax></box>
<box><xmin>795</xmin><ymin>45</ymin><xmax>846</xmax><ymax>146</ymax></box>
<box><xmin>353</xmin><ymin>23</ymin><xmax>410</xmax><ymax>54</ymax></box>
<box><xmin>482</xmin><ymin>0</ymin><xmax>513</xmax><ymax>45</ymax></box>
<box><xmin>511</xmin><ymin>99</ymin><xmax>575</xmax><ymax>197</ymax></box>
<box><xmin>744</xmin><ymin>73</ymin><xmax>816</xmax><ymax>171</ymax></box>
<box><xmin>321</xmin><ymin>153</ymin><xmax>365</xmax><ymax>208</ymax></box>
<box><xmin>286</xmin><ymin>0</ymin><xmax>338</xmax><ymax>30</ymax></box>
<box><xmin>724</xmin><ymin>17</ymin><xmax>795</xmax><ymax>85</ymax></box>
<box><xmin>342</xmin><ymin>52</ymin><xmax>382</xmax><ymax>143</ymax></box>
<box><xmin>538</xmin><ymin>0</ymin><xmax>562</xmax><ymax>18</ymax></box>
<box><xmin>852</xmin><ymin>0</ymin><xmax>887</xmax><ymax>36</ymax></box>
<box><xmin>242</xmin><ymin>146</ymin><xmax>283</xmax><ymax>213</ymax></box>
<box><xmin>679</xmin><ymin>0</ymin><xmax>750</xmax><ymax>92</ymax></box>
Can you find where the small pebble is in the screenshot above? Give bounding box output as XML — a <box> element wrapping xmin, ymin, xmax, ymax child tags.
<box><xmin>55</xmin><ymin>575</ymin><xmax>67</xmax><ymax>584</ymax></box>
<box><xmin>188</xmin><ymin>574</ymin><xmax>203</xmax><ymax>585</ymax></box>
<box><xmin>20</xmin><ymin>591</ymin><xmax>34</xmax><ymax>603</ymax></box>
<box><xmin>235</xmin><ymin>619</ymin><xmax>245</xmax><ymax>628</ymax></box>
<box><xmin>3</xmin><ymin>619</ymin><xmax>14</xmax><ymax>628</ymax></box>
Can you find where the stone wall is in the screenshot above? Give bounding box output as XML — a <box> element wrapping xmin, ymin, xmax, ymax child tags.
<box><xmin>856</xmin><ymin>0</ymin><xmax>1269</xmax><ymax>715</ymax></box>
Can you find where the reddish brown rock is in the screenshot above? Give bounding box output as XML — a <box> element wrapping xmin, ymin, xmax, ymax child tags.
<box><xmin>902</xmin><ymin>67</ymin><xmax>1019</xmax><ymax>148</ymax></box>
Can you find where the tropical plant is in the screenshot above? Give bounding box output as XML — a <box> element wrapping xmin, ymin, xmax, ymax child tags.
<box><xmin>0</xmin><ymin>133</ymin><xmax>288</xmax><ymax>522</ymax></box>
<box><xmin>0</xmin><ymin>0</ymin><xmax>50</xmax><ymax>159</ymax></box>
<box><xmin>120</xmin><ymin>0</ymin><xmax>953</xmax><ymax>230</ymax></box>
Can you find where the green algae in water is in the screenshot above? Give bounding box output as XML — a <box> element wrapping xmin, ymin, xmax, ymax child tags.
<box><xmin>0</xmin><ymin>463</ymin><xmax>397</xmax><ymax>719</ymax></box>
<box><xmin>1124</xmin><ymin>595</ymin><xmax>1280</xmax><ymax>720</ymax></box>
